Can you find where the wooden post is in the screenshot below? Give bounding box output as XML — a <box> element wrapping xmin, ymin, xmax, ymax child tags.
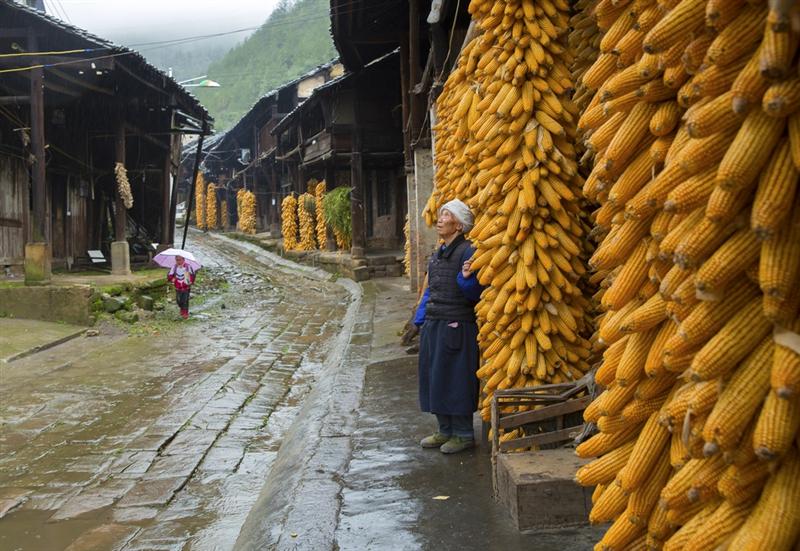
<box><xmin>114</xmin><ymin>116</ymin><xmax>126</xmax><ymax>243</ymax></box>
<box><xmin>408</xmin><ymin>0</ymin><xmax>423</xmax><ymax>143</ymax></box>
<box><xmin>181</xmin><ymin>118</ymin><xmax>207</xmax><ymax>249</ymax></box>
<box><xmin>111</xmin><ymin>111</ymin><xmax>131</xmax><ymax>275</ymax></box>
<box><xmin>350</xmin><ymin>128</ymin><xmax>366</xmax><ymax>258</ymax></box>
<box><xmin>24</xmin><ymin>30</ymin><xmax>51</xmax><ymax>285</ymax></box>
<box><xmin>160</xmin><ymin>148</ymin><xmax>171</xmax><ymax>245</ymax></box>
<box><xmin>399</xmin><ymin>36</ymin><xmax>413</xmax><ymax>169</ymax></box>
<box><xmin>168</xmin><ymin>133</ymin><xmax>180</xmax><ymax>245</ymax></box>
<box><xmin>30</xmin><ymin>68</ymin><xmax>46</xmax><ymax>242</ymax></box>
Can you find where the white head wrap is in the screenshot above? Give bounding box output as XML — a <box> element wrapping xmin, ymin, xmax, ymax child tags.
<box><xmin>439</xmin><ymin>199</ymin><xmax>474</xmax><ymax>233</ymax></box>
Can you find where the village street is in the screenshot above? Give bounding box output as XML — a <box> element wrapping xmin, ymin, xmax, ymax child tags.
<box><xmin>0</xmin><ymin>232</ymin><xmax>353</xmax><ymax>550</ymax></box>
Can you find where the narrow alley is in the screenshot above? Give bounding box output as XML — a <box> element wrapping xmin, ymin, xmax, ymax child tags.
<box><xmin>0</xmin><ymin>232</ymin><xmax>352</xmax><ymax>550</ymax></box>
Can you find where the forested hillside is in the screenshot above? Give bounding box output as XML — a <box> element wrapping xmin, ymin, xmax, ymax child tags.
<box><xmin>196</xmin><ymin>0</ymin><xmax>337</xmax><ymax>130</ymax></box>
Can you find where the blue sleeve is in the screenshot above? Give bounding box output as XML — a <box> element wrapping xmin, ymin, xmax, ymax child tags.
<box><xmin>456</xmin><ymin>243</ymin><xmax>484</xmax><ymax>302</ymax></box>
<box><xmin>414</xmin><ymin>287</ymin><xmax>430</xmax><ymax>327</ymax></box>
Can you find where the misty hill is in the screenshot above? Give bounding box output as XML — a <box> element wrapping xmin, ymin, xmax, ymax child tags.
<box><xmin>195</xmin><ymin>0</ymin><xmax>337</xmax><ymax>130</ymax></box>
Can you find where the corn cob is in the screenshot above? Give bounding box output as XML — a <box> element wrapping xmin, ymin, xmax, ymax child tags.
<box><xmin>759</xmin><ymin>196</ymin><xmax>800</xmax><ymax>300</ymax></box>
<box><xmin>297</xmin><ymin>192</ymin><xmax>317</xmax><ymax>251</ymax></box>
<box><xmin>752</xmin><ymin>390</ymin><xmax>800</xmax><ymax>460</ymax></box>
<box><xmin>715</xmin><ymin>109</ymin><xmax>786</xmax><ymax>192</ymax></box>
<box><xmin>315</xmin><ymin>181</ymin><xmax>328</xmax><ymax>249</ymax></box>
<box><xmin>751</xmin><ymin>141</ymin><xmax>799</xmax><ymax>239</ymax></box>
<box><xmin>772</xmin><ymin>319</ymin><xmax>800</xmax><ymax>398</ymax></box>
<box><xmin>727</xmin><ymin>448</ymin><xmax>800</xmax><ymax>551</ymax></box>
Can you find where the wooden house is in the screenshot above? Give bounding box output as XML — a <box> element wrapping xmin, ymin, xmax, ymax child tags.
<box><xmin>330</xmin><ymin>0</ymin><xmax>471</xmax><ymax>287</ymax></box>
<box><xmin>0</xmin><ymin>0</ymin><xmax>209</xmax><ymax>281</ymax></box>
<box><xmin>271</xmin><ymin>51</ymin><xmax>406</xmax><ymax>253</ymax></box>
<box><xmin>202</xmin><ymin>61</ymin><xmax>343</xmax><ymax>234</ymax></box>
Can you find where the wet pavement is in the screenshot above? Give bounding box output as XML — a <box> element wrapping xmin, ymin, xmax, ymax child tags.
<box><xmin>232</xmin><ymin>277</ymin><xmax>604</xmax><ymax>550</ymax></box>
<box><xmin>0</xmin><ymin>231</ymin><xmax>352</xmax><ymax>550</ymax></box>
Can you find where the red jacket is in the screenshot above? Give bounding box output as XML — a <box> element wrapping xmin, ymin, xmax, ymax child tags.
<box><xmin>167</xmin><ymin>265</ymin><xmax>195</xmax><ymax>291</ymax></box>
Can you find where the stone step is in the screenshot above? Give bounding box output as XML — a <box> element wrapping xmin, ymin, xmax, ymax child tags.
<box><xmin>495</xmin><ymin>449</ymin><xmax>593</xmax><ymax>532</ymax></box>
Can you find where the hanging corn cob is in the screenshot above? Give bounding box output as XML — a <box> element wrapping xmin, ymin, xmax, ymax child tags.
<box><xmin>236</xmin><ymin>189</ymin><xmax>244</xmax><ymax>231</ymax></box>
<box><xmin>281</xmin><ymin>194</ymin><xmax>298</xmax><ymax>250</ymax></box>
<box><xmin>114</xmin><ymin>162</ymin><xmax>133</xmax><ymax>209</ymax></box>
<box><xmin>239</xmin><ymin>190</ymin><xmax>256</xmax><ymax>235</ymax></box>
<box><xmin>427</xmin><ymin>0</ymin><xmax>596</xmax><ymax>422</ymax></box>
<box><xmin>404</xmin><ymin>214</ymin><xmax>411</xmax><ymax>276</ymax></box>
<box><xmin>195</xmin><ymin>173</ymin><xmax>206</xmax><ymax>230</ymax></box>
<box><xmin>206</xmin><ymin>182</ymin><xmax>218</xmax><ymax>230</ymax></box>
<box><xmin>297</xmin><ymin>192</ymin><xmax>317</xmax><ymax>251</ymax></box>
<box><xmin>221</xmin><ymin>200</ymin><xmax>229</xmax><ymax>229</ymax></box>
<box><xmin>570</xmin><ymin>0</ymin><xmax>800</xmax><ymax>546</ymax></box>
<box><xmin>315</xmin><ymin>180</ymin><xmax>327</xmax><ymax>248</ymax></box>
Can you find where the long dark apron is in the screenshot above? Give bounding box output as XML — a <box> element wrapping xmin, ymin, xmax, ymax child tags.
<box><xmin>418</xmin><ymin>318</ymin><xmax>480</xmax><ymax>416</ymax></box>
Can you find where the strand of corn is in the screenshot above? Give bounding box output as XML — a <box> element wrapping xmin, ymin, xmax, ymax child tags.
<box><xmin>195</xmin><ymin>172</ymin><xmax>206</xmax><ymax>230</ymax></box>
<box><xmin>281</xmin><ymin>194</ymin><xmax>298</xmax><ymax>250</ymax></box>
<box><xmin>235</xmin><ymin>189</ymin><xmax>244</xmax><ymax>231</ymax></box>
<box><xmin>570</xmin><ymin>0</ymin><xmax>800</xmax><ymax>547</ymax></box>
<box><xmin>427</xmin><ymin>0</ymin><xmax>596</xmax><ymax>423</ymax></box>
<box><xmin>297</xmin><ymin>191</ymin><xmax>317</xmax><ymax>251</ymax></box>
<box><xmin>239</xmin><ymin>190</ymin><xmax>256</xmax><ymax>235</ymax></box>
<box><xmin>221</xmin><ymin>200</ymin><xmax>228</xmax><ymax>229</ymax></box>
<box><xmin>114</xmin><ymin>162</ymin><xmax>133</xmax><ymax>210</ymax></box>
<box><xmin>206</xmin><ymin>182</ymin><xmax>218</xmax><ymax>230</ymax></box>
<box><xmin>315</xmin><ymin>180</ymin><xmax>327</xmax><ymax>248</ymax></box>
<box><xmin>404</xmin><ymin>214</ymin><xmax>411</xmax><ymax>276</ymax></box>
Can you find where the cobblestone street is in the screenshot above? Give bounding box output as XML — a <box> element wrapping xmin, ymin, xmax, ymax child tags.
<box><xmin>0</xmin><ymin>232</ymin><xmax>352</xmax><ymax>550</ymax></box>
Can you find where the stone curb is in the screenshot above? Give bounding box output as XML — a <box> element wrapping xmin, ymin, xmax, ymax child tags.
<box><xmin>229</xmin><ymin>260</ymin><xmax>370</xmax><ymax>549</ymax></box>
<box><xmin>203</xmin><ymin>231</ymin><xmax>334</xmax><ymax>282</ymax></box>
<box><xmin>2</xmin><ymin>327</ymin><xmax>87</xmax><ymax>364</ymax></box>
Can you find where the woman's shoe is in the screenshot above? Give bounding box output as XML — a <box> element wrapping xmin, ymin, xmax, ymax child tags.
<box><xmin>440</xmin><ymin>436</ymin><xmax>475</xmax><ymax>454</ymax></box>
<box><xmin>420</xmin><ymin>432</ymin><xmax>450</xmax><ymax>448</ymax></box>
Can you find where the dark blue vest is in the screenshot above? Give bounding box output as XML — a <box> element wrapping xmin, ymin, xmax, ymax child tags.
<box><xmin>425</xmin><ymin>234</ymin><xmax>476</xmax><ymax>322</ymax></box>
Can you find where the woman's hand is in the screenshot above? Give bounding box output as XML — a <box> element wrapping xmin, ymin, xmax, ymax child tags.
<box><xmin>462</xmin><ymin>260</ymin><xmax>474</xmax><ymax>278</ymax></box>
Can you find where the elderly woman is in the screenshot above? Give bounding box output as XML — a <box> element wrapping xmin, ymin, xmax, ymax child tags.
<box><xmin>414</xmin><ymin>199</ymin><xmax>483</xmax><ymax>454</ymax></box>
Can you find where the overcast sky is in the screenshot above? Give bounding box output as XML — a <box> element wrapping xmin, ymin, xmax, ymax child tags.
<box><xmin>44</xmin><ymin>0</ymin><xmax>282</xmax><ymax>40</ymax></box>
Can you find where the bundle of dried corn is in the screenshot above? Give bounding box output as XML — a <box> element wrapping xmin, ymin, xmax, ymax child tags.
<box><xmin>195</xmin><ymin>173</ymin><xmax>206</xmax><ymax>230</ymax></box>
<box><xmin>404</xmin><ymin>214</ymin><xmax>411</xmax><ymax>276</ymax></box>
<box><xmin>315</xmin><ymin>180</ymin><xmax>327</xmax><ymax>248</ymax></box>
<box><xmin>427</xmin><ymin>0</ymin><xmax>595</xmax><ymax>421</ymax></box>
<box><xmin>114</xmin><ymin>162</ymin><xmax>133</xmax><ymax>209</ymax></box>
<box><xmin>236</xmin><ymin>189</ymin><xmax>244</xmax><ymax>231</ymax></box>
<box><xmin>206</xmin><ymin>183</ymin><xmax>218</xmax><ymax>230</ymax></box>
<box><xmin>572</xmin><ymin>0</ymin><xmax>800</xmax><ymax>546</ymax></box>
<box><xmin>221</xmin><ymin>200</ymin><xmax>229</xmax><ymax>229</ymax></box>
<box><xmin>281</xmin><ymin>194</ymin><xmax>298</xmax><ymax>250</ymax></box>
<box><xmin>239</xmin><ymin>190</ymin><xmax>256</xmax><ymax>235</ymax></box>
<box><xmin>297</xmin><ymin>192</ymin><xmax>317</xmax><ymax>250</ymax></box>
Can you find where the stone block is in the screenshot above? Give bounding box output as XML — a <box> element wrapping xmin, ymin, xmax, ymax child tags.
<box><xmin>496</xmin><ymin>449</ymin><xmax>593</xmax><ymax>531</ymax></box>
<box><xmin>352</xmin><ymin>266</ymin><xmax>370</xmax><ymax>282</ymax></box>
<box><xmin>115</xmin><ymin>310</ymin><xmax>139</xmax><ymax>323</ymax></box>
<box><xmin>110</xmin><ymin>241</ymin><xmax>131</xmax><ymax>276</ymax></box>
<box><xmin>24</xmin><ymin>242</ymin><xmax>51</xmax><ymax>285</ymax></box>
<box><xmin>103</xmin><ymin>296</ymin><xmax>126</xmax><ymax>313</ymax></box>
<box><xmin>0</xmin><ymin>285</ymin><xmax>93</xmax><ymax>325</ymax></box>
<box><xmin>386</xmin><ymin>264</ymin><xmax>404</xmax><ymax>277</ymax></box>
<box><xmin>136</xmin><ymin>295</ymin><xmax>154</xmax><ymax>311</ymax></box>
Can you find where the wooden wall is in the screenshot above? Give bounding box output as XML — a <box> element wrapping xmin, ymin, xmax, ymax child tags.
<box><xmin>0</xmin><ymin>155</ymin><xmax>27</xmax><ymax>266</ymax></box>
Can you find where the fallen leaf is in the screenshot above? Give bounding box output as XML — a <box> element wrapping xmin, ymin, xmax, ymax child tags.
<box><xmin>432</xmin><ymin>495</ymin><xmax>449</xmax><ymax>500</ymax></box>
<box><xmin>291</xmin><ymin>533</ymin><xmax>298</xmax><ymax>538</ymax></box>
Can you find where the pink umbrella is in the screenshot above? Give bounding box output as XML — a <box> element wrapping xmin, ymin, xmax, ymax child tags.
<box><xmin>153</xmin><ymin>248</ymin><xmax>202</xmax><ymax>272</ymax></box>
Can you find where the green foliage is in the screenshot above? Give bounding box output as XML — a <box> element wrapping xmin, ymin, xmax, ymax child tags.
<box><xmin>196</xmin><ymin>0</ymin><xmax>337</xmax><ymax>130</ymax></box>
<box><xmin>323</xmin><ymin>187</ymin><xmax>352</xmax><ymax>242</ymax></box>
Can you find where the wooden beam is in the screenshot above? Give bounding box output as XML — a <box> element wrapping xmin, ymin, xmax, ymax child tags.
<box><xmin>114</xmin><ymin>61</ymin><xmax>169</xmax><ymax>97</ymax></box>
<box><xmin>0</xmin><ymin>95</ymin><xmax>30</xmax><ymax>105</ymax></box>
<box><xmin>47</xmin><ymin>68</ymin><xmax>114</xmax><ymax>96</ymax></box>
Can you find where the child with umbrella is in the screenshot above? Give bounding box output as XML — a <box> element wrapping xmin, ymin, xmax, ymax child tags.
<box><xmin>154</xmin><ymin>248</ymin><xmax>201</xmax><ymax>319</ymax></box>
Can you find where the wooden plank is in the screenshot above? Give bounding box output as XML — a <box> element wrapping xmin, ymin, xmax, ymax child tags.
<box><xmin>0</xmin><ymin>218</ymin><xmax>23</xmax><ymax>228</ymax></box>
<box><xmin>499</xmin><ymin>427</ymin><xmax>583</xmax><ymax>451</ymax></box>
<box><xmin>499</xmin><ymin>396</ymin><xmax>592</xmax><ymax>430</ymax></box>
